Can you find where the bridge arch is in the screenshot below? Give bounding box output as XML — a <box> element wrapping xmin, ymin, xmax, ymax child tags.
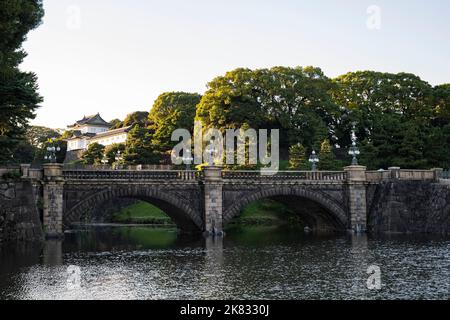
<box><xmin>223</xmin><ymin>186</ymin><xmax>348</xmax><ymax>230</ymax></box>
<box><xmin>64</xmin><ymin>185</ymin><xmax>202</xmax><ymax>232</ymax></box>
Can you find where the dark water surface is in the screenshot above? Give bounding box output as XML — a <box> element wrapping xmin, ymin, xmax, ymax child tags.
<box><xmin>0</xmin><ymin>225</ymin><xmax>448</xmax><ymax>300</ymax></box>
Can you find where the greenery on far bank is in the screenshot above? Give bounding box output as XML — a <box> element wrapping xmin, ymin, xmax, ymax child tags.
<box><xmin>227</xmin><ymin>199</ymin><xmax>303</xmax><ymax>227</ymax></box>
<box><xmin>112</xmin><ymin>201</ymin><xmax>174</xmax><ymax>225</ymax></box>
<box><xmin>112</xmin><ymin>199</ymin><xmax>303</xmax><ymax>227</ymax></box>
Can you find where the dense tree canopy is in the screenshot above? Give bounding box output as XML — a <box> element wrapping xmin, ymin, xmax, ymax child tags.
<box><xmin>123</xmin><ymin>125</ymin><xmax>158</xmax><ymax>164</ymax></box>
<box><xmin>149</xmin><ymin>92</ymin><xmax>201</xmax><ymax>152</ymax></box>
<box><xmin>110</xmin><ymin>111</ymin><xmax>149</xmax><ymax>129</ymax></box>
<box><xmin>0</xmin><ymin>0</ymin><xmax>44</xmax><ymax>164</ymax></box>
<box><xmin>332</xmin><ymin>71</ymin><xmax>448</xmax><ymax>169</ymax></box>
<box><xmin>81</xmin><ymin>143</ymin><xmax>105</xmax><ymax>165</ymax></box>
<box><xmin>196</xmin><ymin>67</ymin><xmax>339</xmax><ymax>153</ymax></box>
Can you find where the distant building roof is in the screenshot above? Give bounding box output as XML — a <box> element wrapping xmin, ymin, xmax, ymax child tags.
<box><xmin>88</xmin><ymin>126</ymin><xmax>132</xmax><ymax>140</ymax></box>
<box><xmin>68</xmin><ymin>113</ymin><xmax>110</xmax><ymax>128</ymax></box>
<box><xmin>65</xmin><ymin>130</ymin><xmax>96</xmax><ymax>141</ymax></box>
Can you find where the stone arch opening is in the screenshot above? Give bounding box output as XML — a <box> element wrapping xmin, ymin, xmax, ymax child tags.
<box><xmin>223</xmin><ymin>187</ymin><xmax>347</xmax><ymax>231</ymax></box>
<box><xmin>64</xmin><ymin>186</ymin><xmax>202</xmax><ymax>233</ymax></box>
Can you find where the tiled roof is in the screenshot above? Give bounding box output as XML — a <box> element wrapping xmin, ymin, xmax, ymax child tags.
<box><xmin>65</xmin><ymin>130</ymin><xmax>96</xmax><ymax>140</ymax></box>
<box><xmin>89</xmin><ymin>126</ymin><xmax>132</xmax><ymax>139</ymax></box>
<box><xmin>68</xmin><ymin>113</ymin><xmax>110</xmax><ymax>128</ymax></box>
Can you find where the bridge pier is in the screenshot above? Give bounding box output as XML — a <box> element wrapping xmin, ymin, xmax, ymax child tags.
<box><xmin>203</xmin><ymin>166</ymin><xmax>224</xmax><ymax>236</ymax></box>
<box><xmin>345</xmin><ymin>165</ymin><xmax>368</xmax><ymax>233</ymax></box>
<box><xmin>42</xmin><ymin>164</ymin><xmax>65</xmax><ymax>239</ymax></box>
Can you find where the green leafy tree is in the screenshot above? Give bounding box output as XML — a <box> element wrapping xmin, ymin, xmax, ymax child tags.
<box><xmin>104</xmin><ymin>143</ymin><xmax>126</xmax><ymax>164</ymax></box>
<box><xmin>149</xmin><ymin>92</ymin><xmax>201</xmax><ymax>153</ymax></box>
<box><xmin>123</xmin><ymin>126</ymin><xmax>158</xmax><ymax>164</ymax></box>
<box><xmin>0</xmin><ymin>0</ymin><xmax>44</xmax><ymax>164</ymax></box>
<box><xmin>26</xmin><ymin>126</ymin><xmax>59</xmax><ymax>149</ymax></box>
<box><xmin>433</xmin><ymin>84</ymin><xmax>450</xmax><ymax>126</ymax></box>
<box><xmin>111</xmin><ymin>111</ymin><xmax>149</xmax><ymax>129</ymax></box>
<box><xmin>318</xmin><ymin>140</ymin><xmax>340</xmax><ymax>170</ymax></box>
<box><xmin>34</xmin><ymin>137</ymin><xmax>67</xmax><ymax>164</ymax></box>
<box><xmin>196</xmin><ymin>66</ymin><xmax>339</xmax><ymax>155</ymax></box>
<box><xmin>288</xmin><ymin>143</ymin><xmax>308</xmax><ymax>170</ymax></box>
<box><xmin>109</xmin><ymin>119</ymin><xmax>122</xmax><ymax>130</ymax></box>
<box><xmin>332</xmin><ymin>71</ymin><xmax>434</xmax><ymax>148</ymax></box>
<box><xmin>81</xmin><ymin>143</ymin><xmax>105</xmax><ymax>165</ymax></box>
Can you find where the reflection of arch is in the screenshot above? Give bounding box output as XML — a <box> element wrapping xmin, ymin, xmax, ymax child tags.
<box><xmin>223</xmin><ymin>187</ymin><xmax>348</xmax><ymax>229</ymax></box>
<box><xmin>64</xmin><ymin>186</ymin><xmax>202</xmax><ymax>232</ymax></box>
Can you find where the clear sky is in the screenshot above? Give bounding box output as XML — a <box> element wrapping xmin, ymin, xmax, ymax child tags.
<box><xmin>21</xmin><ymin>0</ymin><xmax>450</xmax><ymax>129</ymax></box>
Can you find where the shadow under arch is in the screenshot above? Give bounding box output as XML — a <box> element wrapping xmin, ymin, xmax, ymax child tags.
<box><xmin>64</xmin><ymin>186</ymin><xmax>202</xmax><ymax>233</ymax></box>
<box><xmin>223</xmin><ymin>187</ymin><xmax>348</xmax><ymax>231</ymax></box>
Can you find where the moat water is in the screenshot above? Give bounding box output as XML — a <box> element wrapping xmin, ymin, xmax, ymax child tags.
<box><xmin>0</xmin><ymin>225</ymin><xmax>448</xmax><ymax>300</ymax></box>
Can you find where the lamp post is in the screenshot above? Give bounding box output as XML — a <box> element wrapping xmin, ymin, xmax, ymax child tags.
<box><xmin>309</xmin><ymin>150</ymin><xmax>319</xmax><ymax>171</ymax></box>
<box><xmin>114</xmin><ymin>150</ymin><xmax>123</xmax><ymax>169</ymax></box>
<box><xmin>101</xmin><ymin>153</ymin><xmax>109</xmax><ymax>166</ymax></box>
<box><xmin>182</xmin><ymin>148</ymin><xmax>194</xmax><ymax>171</ymax></box>
<box><xmin>44</xmin><ymin>137</ymin><xmax>61</xmax><ymax>163</ymax></box>
<box><xmin>348</xmin><ymin>126</ymin><xmax>360</xmax><ymax>165</ymax></box>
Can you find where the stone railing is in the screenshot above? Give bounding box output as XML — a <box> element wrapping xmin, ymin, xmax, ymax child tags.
<box><xmin>63</xmin><ymin>170</ymin><xmax>199</xmax><ymax>181</ymax></box>
<box><xmin>443</xmin><ymin>171</ymin><xmax>450</xmax><ymax>180</ymax></box>
<box><xmin>63</xmin><ymin>164</ymin><xmax>173</xmax><ymax>171</ymax></box>
<box><xmin>222</xmin><ymin>170</ymin><xmax>347</xmax><ymax>181</ymax></box>
<box><xmin>0</xmin><ymin>166</ymin><xmax>21</xmax><ymax>178</ymax></box>
<box><xmin>366</xmin><ymin>168</ymin><xmax>439</xmax><ymax>182</ymax></box>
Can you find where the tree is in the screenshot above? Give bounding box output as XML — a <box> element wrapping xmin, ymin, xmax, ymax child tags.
<box><xmin>195</xmin><ymin>66</ymin><xmax>339</xmax><ymax>155</ymax></box>
<box><xmin>433</xmin><ymin>84</ymin><xmax>450</xmax><ymax>126</ymax></box>
<box><xmin>81</xmin><ymin>143</ymin><xmax>105</xmax><ymax>165</ymax></box>
<box><xmin>288</xmin><ymin>143</ymin><xmax>308</xmax><ymax>170</ymax></box>
<box><xmin>332</xmin><ymin>71</ymin><xmax>434</xmax><ymax>148</ymax></box>
<box><xmin>33</xmin><ymin>137</ymin><xmax>67</xmax><ymax>164</ymax></box>
<box><xmin>109</xmin><ymin>119</ymin><xmax>122</xmax><ymax>130</ymax></box>
<box><xmin>26</xmin><ymin>126</ymin><xmax>60</xmax><ymax>149</ymax></box>
<box><xmin>149</xmin><ymin>92</ymin><xmax>201</xmax><ymax>153</ymax></box>
<box><xmin>104</xmin><ymin>143</ymin><xmax>125</xmax><ymax>164</ymax></box>
<box><xmin>318</xmin><ymin>140</ymin><xmax>340</xmax><ymax>170</ymax></box>
<box><xmin>123</xmin><ymin>126</ymin><xmax>158</xmax><ymax>164</ymax></box>
<box><xmin>110</xmin><ymin>111</ymin><xmax>149</xmax><ymax>129</ymax></box>
<box><xmin>0</xmin><ymin>0</ymin><xmax>44</xmax><ymax>164</ymax></box>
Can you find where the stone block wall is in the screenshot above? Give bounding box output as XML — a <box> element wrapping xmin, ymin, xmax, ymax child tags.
<box><xmin>368</xmin><ymin>181</ymin><xmax>450</xmax><ymax>235</ymax></box>
<box><xmin>0</xmin><ymin>180</ymin><xmax>43</xmax><ymax>242</ymax></box>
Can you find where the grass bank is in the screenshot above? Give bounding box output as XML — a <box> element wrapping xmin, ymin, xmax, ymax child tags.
<box><xmin>112</xmin><ymin>201</ymin><xmax>174</xmax><ymax>225</ymax></box>
<box><xmin>112</xmin><ymin>199</ymin><xmax>303</xmax><ymax>228</ymax></box>
<box><xmin>227</xmin><ymin>199</ymin><xmax>303</xmax><ymax>227</ymax></box>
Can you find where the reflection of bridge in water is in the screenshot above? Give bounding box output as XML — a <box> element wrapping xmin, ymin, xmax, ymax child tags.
<box><xmin>21</xmin><ymin>164</ymin><xmax>447</xmax><ymax>238</ymax></box>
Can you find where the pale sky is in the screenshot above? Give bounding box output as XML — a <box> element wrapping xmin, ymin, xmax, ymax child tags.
<box><xmin>21</xmin><ymin>0</ymin><xmax>450</xmax><ymax>129</ymax></box>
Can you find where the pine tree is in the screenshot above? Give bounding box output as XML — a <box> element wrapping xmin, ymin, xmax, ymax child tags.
<box><xmin>0</xmin><ymin>1</ymin><xmax>44</xmax><ymax>164</ymax></box>
<box><xmin>123</xmin><ymin>125</ymin><xmax>159</xmax><ymax>164</ymax></box>
<box><xmin>82</xmin><ymin>143</ymin><xmax>105</xmax><ymax>165</ymax></box>
<box><xmin>288</xmin><ymin>143</ymin><xmax>308</xmax><ymax>170</ymax></box>
<box><xmin>318</xmin><ymin>140</ymin><xmax>340</xmax><ymax>170</ymax></box>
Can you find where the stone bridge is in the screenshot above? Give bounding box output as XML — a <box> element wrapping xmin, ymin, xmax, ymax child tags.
<box><xmin>22</xmin><ymin>164</ymin><xmax>446</xmax><ymax>238</ymax></box>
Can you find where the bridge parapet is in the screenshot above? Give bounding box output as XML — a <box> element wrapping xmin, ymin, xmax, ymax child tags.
<box><xmin>366</xmin><ymin>168</ymin><xmax>441</xmax><ymax>182</ymax></box>
<box><xmin>443</xmin><ymin>170</ymin><xmax>450</xmax><ymax>180</ymax></box>
<box><xmin>222</xmin><ymin>170</ymin><xmax>347</xmax><ymax>181</ymax></box>
<box><xmin>62</xmin><ymin>170</ymin><xmax>199</xmax><ymax>181</ymax></box>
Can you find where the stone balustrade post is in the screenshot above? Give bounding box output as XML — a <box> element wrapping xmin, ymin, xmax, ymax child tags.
<box><xmin>203</xmin><ymin>166</ymin><xmax>224</xmax><ymax>237</ymax></box>
<box><xmin>431</xmin><ymin>168</ymin><xmax>443</xmax><ymax>182</ymax></box>
<box><xmin>42</xmin><ymin>163</ymin><xmax>65</xmax><ymax>239</ymax></box>
<box><xmin>20</xmin><ymin>164</ymin><xmax>31</xmax><ymax>178</ymax></box>
<box><xmin>388</xmin><ymin>167</ymin><xmax>401</xmax><ymax>180</ymax></box>
<box><xmin>344</xmin><ymin>165</ymin><xmax>367</xmax><ymax>233</ymax></box>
